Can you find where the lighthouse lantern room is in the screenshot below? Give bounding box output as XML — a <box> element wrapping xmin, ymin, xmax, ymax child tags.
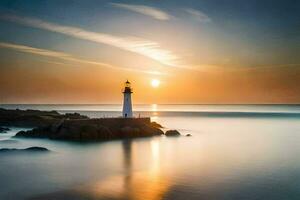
<box><xmin>122</xmin><ymin>80</ymin><xmax>133</xmax><ymax>118</ymax></box>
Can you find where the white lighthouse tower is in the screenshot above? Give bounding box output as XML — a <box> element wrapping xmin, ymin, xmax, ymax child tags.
<box><xmin>122</xmin><ymin>80</ymin><xmax>133</xmax><ymax>118</ymax></box>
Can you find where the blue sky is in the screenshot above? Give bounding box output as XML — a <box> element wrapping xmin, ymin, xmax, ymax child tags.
<box><xmin>0</xmin><ymin>0</ymin><xmax>299</xmax><ymax>103</ymax></box>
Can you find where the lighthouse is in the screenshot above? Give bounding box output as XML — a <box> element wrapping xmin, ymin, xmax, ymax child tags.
<box><xmin>122</xmin><ymin>80</ymin><xmax>133</xmax><ymax>118</ymax></box>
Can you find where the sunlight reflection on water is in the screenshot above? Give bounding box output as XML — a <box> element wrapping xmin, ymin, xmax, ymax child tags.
<box><xmin>1</xmin><ymin>105</ymin><xmax>300</xmax><ymax>200</ymax></box>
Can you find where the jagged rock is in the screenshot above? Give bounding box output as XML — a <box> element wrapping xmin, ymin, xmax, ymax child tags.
<box><xmin>165</xmin><ymin>130</ymin><xmax>181</xmax><ymax>137</ymax></box>
<box><xmin>64</xmin><ymin>112</ymin><xmax>87</xmax><ymax>119</ymax></box>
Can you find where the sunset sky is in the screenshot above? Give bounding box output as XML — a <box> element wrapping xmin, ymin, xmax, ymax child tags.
<box><xmin>0</xmin><ymin>0</ymin><xmax>299</xmax><ymax>104</ymax></box>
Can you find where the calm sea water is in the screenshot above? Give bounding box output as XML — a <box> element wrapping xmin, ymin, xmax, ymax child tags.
<box><xmin>1</xmin><ymin>104</ymin><xmax>300</xmax><ymax>200</ymax></box>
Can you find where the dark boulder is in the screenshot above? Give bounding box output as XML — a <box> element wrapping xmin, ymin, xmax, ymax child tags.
<box><xmin>165</xmin><ymin>130</ymin><xmax>181</xmax><ymax>137</ymax></box>
<box><xmin>186</xmin><ymin>134</ymin><xmax>192</xmax><ymax>137</ymax></box>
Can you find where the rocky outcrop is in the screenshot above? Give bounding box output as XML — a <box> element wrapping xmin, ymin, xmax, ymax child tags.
<box><xmin>165</xmin><ymin>130</ymin><xmax>181</xmax><ymax>136</ymax></box>
<box><xmin>0</xmin><ymin>108</ymin><xmax>88</xmax><ymax>127</ymax></box>
<box><xmin>16</xmin><ymin>117</ymin><xmax>164</xmax><ymax>141</ymax></box>
<box><xmin>0</xmin><ymin>108</ymin><xmax>165</xmax><ymax>141</ymax></box>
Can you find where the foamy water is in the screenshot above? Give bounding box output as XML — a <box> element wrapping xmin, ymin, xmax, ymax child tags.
<box><xmin>0</xmin><ymin>104</ymin><xmax>300</xmax><ymax>200</ymax></box>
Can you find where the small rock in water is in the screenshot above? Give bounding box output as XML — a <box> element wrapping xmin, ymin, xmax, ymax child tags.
<box><xmin>0</xmin><ymin>127</ymin><xmax>10</xmax><ymax>133</ymax></box>
<box><xmin>0</xmin><ymin>146</ymin><xmax>49</xmax><ymax>153</ymax></box>
<box><xmin>165</xmin><ymin>130</ymin><xmax>181</xmax><ymax>137</ymax></box>
<box><xmin>186</xmin><ymin>134</ymin><xmax>192</xmax><ymax>137</ymax></box>
<box><xmin>25</xmin><ymin>147</ymin><xmax>49</xmax><ymax>151</ymax></box>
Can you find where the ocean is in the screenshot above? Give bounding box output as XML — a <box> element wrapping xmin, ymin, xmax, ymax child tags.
<box><xmin>0</xmin><ymin>104</ymin><xmax>300</xmax><ymax>200</ymax></box>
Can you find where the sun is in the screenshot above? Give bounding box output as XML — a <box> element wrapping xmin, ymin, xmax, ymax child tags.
<box><xmin>151</xmin><ymin>79</ymin><xmax>160</xmax><ymax>88</ymax></box>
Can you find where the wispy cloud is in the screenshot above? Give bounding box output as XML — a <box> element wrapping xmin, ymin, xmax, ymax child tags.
<box><xmin>110</xmin><ymin>3</ymin><xmax>171</xmax><ymax>21</ymax></box>
<box><xmin>236</xmin><ymin>63</ymin><xmax>300</xmax><ymax>71</ymax></box>
<box><xmin>0</xmin><ymin>42</ymin><xmax>164</xmax><ymax>75</ymax></box>
<box><xmin>0</xmin><ymin>14</ymin><xmax>179</xmax><ymax>67</ymax></box>
<box><xmin>184</xmin><ymin>8</ymin><xmax>211</xmax><ymax>22</ymax></box>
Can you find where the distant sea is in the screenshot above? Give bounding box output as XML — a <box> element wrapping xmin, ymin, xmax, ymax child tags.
<box><xmin>1</xmin><ymin>104</ymin><xmax>300</xmax><ymax>117</ymax></box>
<box><xmin>1</xmin><ymin>104</ymin><xmax>300</xmax><ymax>200</ymax></box>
